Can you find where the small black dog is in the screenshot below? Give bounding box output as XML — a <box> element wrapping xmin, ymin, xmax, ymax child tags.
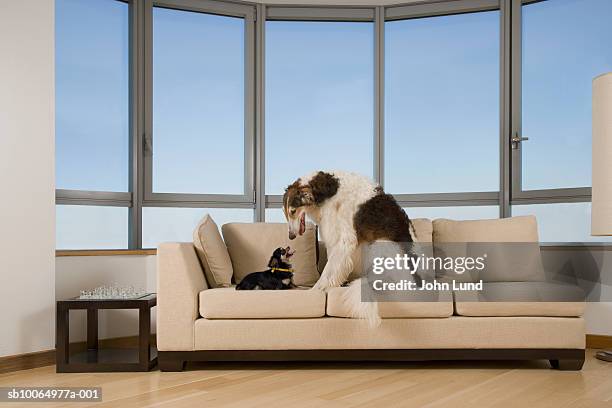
<box><xmin>236</xmin><ymin>247</ymin><xmax>296</xmax><ymax>290</ymax></box>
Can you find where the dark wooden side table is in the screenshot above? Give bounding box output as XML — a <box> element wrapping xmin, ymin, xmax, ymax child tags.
<box><xmin>56</xmin><ymin>294</ymin><xmax>157</xmax><ymax>373</ymax></box>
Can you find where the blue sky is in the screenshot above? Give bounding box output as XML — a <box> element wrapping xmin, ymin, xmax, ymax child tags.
<box><xmin>522</xmin><ymin>0</ymin><xmax>612</xmax><ymax>190</ymax></box>
<box><xmin>55</xmin><ymin>0</ymin><xmax>129</xmax><ymax>192</ymax></box>
<box><xmin>265</xmin><ymin>21</ymin><xmax>374</xmax><ymax>194</ymax></box>
<box><xmin>153</xmin><ymin>7</ymin><xmax>245</xmax><ymax>194</ymax></box>
<box><xmin>55</xmin><ymin>0</ymin><xmax>611</xmax><ymax>248</ymax></box>
<box><xmin>385</xmin><ymin>11</ymin><xmax>499</xmax><ymax>194</ymax></box>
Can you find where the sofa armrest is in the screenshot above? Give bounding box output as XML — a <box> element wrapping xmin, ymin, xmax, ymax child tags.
<box><xmin>157</xmin><ymin>242</ymin><xmax>208</xmax><ymax>351</ymax></box>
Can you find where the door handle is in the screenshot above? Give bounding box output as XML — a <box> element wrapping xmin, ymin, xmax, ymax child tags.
<box><xmin>511</xmin><ymin>133</ymin><xmax>529</xmax><ymax>149</ymax></box>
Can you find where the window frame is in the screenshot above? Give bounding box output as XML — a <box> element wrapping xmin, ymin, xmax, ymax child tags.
<box><xmin>509</xmin><ymin>0</ymin><xmax>592</xmax><ymax>205</ymax></box>
<box><xmin>142</xmin><ymin>0</ymin><xmax>256</xmax><ymax>206</ymax></box>
<box><xmin>382</xmin><ymin>0</ymin><xmax>505</xmax><ymax>214</ymax></box>
<box><xmin>138</xmin><ymin>0</ymin><xmax>257</xmax><ymax>247</ymax></box>
<box><xmin>261</xmin><ymin>6</ymin><xmax>378</xmax><ymax>215</ymax></box>
<box><xmin>55</xmin><ymin>0</ymin><xmax>133</xmax><ymax>249</ymax></box>
<box><xmin>55</xmin><ymin>0</ymin><xmax>608</xmax><ymax>250</ymax></box>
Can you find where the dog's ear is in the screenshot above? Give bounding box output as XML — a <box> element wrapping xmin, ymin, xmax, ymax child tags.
<box><xmin>268</xmin><ymin>256</ymin><xmax>280</xmax><ymax>268</ymax></box>
<box><xmin>284</xmin><ymin>179</ymin><xmax>316</xmax><ymax>208</ymax></box>
<box><xmin>297</xmin><ymin>186</ymin><xmax>315</xmax><ymax>206</ymax></box>
<box><xmin>308</xmin><ymin>171</ymin><xmax>339</xmax><ymax>204</ymax></box>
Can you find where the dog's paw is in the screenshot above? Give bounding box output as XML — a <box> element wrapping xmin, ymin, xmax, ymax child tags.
<box><xmin>312</xmin><ymin>279</ymin><xmax>331</xmax><ymax>292</ymax></box>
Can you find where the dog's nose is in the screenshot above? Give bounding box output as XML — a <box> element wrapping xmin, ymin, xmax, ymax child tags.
<box><xmin>288</xmin><ymin>232</ymin><xmax>296</xmax><ymax>240</ymax></box>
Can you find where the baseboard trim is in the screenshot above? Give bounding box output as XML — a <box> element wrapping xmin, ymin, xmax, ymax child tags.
<box><xmin>0</xmin><ymin>349</ymin><xmax>56</xmax><ymax>375</ymax></box>
<box><xmin>0</xmin><ymin>335</ymin><xmax>156</xmax><ymax>374</ymax></box>
<box><xmin>586</xmin><ymin>334</ymin><xmax>612</xmax><ymax>349</ymax></box>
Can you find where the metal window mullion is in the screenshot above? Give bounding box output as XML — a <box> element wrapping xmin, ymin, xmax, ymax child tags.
<box><xmin>244</xmin><ymin>9</ymin><xmax>256</xmax><ymax>221</ymax></box>
<box><xmin>500</xmin><ymin>0</ymin><xmax>511</xmax><ymax>218</ymax></box>
<box><xmin>129</xmin><ymin>0</ymin><xmax>145</xmax><ymax>249</ymax></box>
<box><xmin>55</xmin><ymin>198</ymin><xmax>132</xmax><ymax>207</ymax></box>
<box><xmin>510</xmin><ymin>0</ymin><xmax>523</xmax><ymax>200</ymax></box>
<box><xmin>154</xmin><ymin>0</ymin><xmax>254</xmax><ymax>19</ymax></box>
<box><xmin>399</xmin><ymin>200</ymin><xmax>499</xmax><ymax>208</ymax></box>
<box><xmin>511</xmin><ymin>196</ymin><xmax>592</xmax><ymax>206</ymax></box>
<box><xmin>264</xmin><ymin>192</ymin><xmax>499</xmax><ymax>209</ymax></box>
<box><xmin>56</xmin><ymin>190</ymin><xmax>132</xmax><ymax>204</ymax></box>
<box><xmin>386</xmin><ymin>0</ymin><xmax>499</xmax><ymax>21</ymax></box>
<box><xmin>374</xmin><ymin>6</ymin><xmax>384</xmax><ymax>187</ymax></box>
<box><xmin>266</xmin><ymin>7</ymin><xmax>374</xmax><ymax>22</ymax></box>
<box><xmin>394</xmin><ymin>192</ymin><xmax>499</xmax><ymax>206</ymax></box>
<box><xmin>56</xmin><ymin>193</ymin><xmax>132</xmax><ymax>208</ymax></box>
<box><xmin>265</xmin><ymin>195</ymin><xmax>279</xmax><ymax>209</ymax></box>
<box><xmin>142</xmin><ymin>199</ymin><xmax>254</xmax><ymax>209</ymax></box>
<box><xmin>146</xmin><ymin>192</ymin><xmax>254</xmax><ymax>203</ymax></box>
<box><xmin>143</xmin><ymin>0</ymin><xmax>154</xmax><ymax>202</ymax></box>
<box><xmin>511</xmin><ymin>187</ymin><xmax>591</xmax><ymax>203</ymax></box>
<box><xmin>254</xmin><ymin>3</ymin><xmax>266</xmax><ymax>222</ymax></box>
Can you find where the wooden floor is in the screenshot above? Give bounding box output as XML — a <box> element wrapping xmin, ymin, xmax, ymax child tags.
<box><xmin>1</xmin><ymin>350</ymin><xmax>611</xmax><ymax>408</ymax></box>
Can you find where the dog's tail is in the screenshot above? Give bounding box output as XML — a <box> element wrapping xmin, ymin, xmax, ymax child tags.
<box><xmin>342</xmin><ymin>278</ymin><xmax>381</xmax><ymax>328</ymax></box>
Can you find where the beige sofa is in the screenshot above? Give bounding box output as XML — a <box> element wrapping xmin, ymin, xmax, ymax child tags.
<box><xmin>156</xmin><ymin>216</ymin><xmax>585</xmax><ymax>371</ymax></box>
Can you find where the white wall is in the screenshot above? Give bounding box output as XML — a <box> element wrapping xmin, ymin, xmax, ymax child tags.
<box><xmin>55</xmin><ymin>256</ymin><xmax>157</xmax><ymax>342</ymax></box>
<box><xmin>0</xmin><ymin>0</ymin><xmax>55</xmax><ymax>357</ymax></box>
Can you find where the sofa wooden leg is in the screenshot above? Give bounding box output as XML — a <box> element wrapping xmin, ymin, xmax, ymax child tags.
<box><xmin>159</xmin><ymin>357</ymin><xmax>184</xmax><ymax>372</ymax></box>
<box><xmin>549</xmin><ymin>359</ymin><xmax>584</xmax><ymax>371</ymax></box>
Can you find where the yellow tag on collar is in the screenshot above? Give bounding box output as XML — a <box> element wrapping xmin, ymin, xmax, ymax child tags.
<box><xmin>271</xmin><ymin>267</ymin><xmax>293</xmax><ymax>273</ymax></box>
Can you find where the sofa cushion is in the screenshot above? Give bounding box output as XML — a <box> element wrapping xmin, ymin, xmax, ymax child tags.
<box><xmin>467</xmin><ymin>241</ymin><xmax>546</xmax><ymax>282</ymax></box>
<box><xmin>326</xmin><ymin>287</ymin><xmax>453</xmax><ymax>318</ymax></box>
<box><xmin>194</xmin><ymin>316</ymin><xmax>585</xmax><ymax>350</ymax></box>
<box><xmin>317</xmin><ymin>241</ymin><xmax>327</xmax><ymax>274</ymax></box>
<box><xmin>222</xmin><ymin>222</ymin><xmax>319</xmax><ymax>286</ymax></box>
<box><xmin>433</xmin><ymin>215</ymin><xmax>539</xmax><ymax>243</ymax></box>
<box><xmin>411</xmin><ymin>218</ymin><xmax>433</xmax><ymax>242</ymax></box>
<box><xmin>199</xmin><ymin>287</ymin><xmax>326</xmax><ymax>319</ymax></box>
<box><xmin>432</xmin><ymin>216</ymin><xmax>542</xmax><ymax>282</ymax></box>
<box><xmin>192</xmin><ymin>214</ymin><xmax>233</xmax><ymax>288</ymax></box>
<box><xmin>454</xmin><ymin>281</ymin><xmax>585</xmax><ymax>317</ymax></box>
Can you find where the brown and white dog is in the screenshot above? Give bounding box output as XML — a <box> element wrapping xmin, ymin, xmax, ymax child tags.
<box><xmin>283</xmin><ymin>170</ymin><xmax>416</xmax><ymax>325</ymax></box>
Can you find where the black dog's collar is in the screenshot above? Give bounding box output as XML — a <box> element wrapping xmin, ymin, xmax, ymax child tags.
<box><xmin>271</xmin><ymin>267</ymin><xmax>293</xmax><ymax>273</ymax></box>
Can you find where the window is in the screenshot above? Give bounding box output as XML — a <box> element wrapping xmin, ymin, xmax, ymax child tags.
<box><xmin>265</xmin><ymin>21</ymin><xmax>374</xmax><ymax>195</ymax></box>
<box><xmin>512</xmin><ymin>203</ymin><xmax>612</xmax><ymax>243</ymax></box>
<box><xmin>142</xmin><ymin>207</ymin><xmax>253</xmax><ymax>248</ymax></box>
<box><xmin>54</xmin><ymin>0</ymin><xmax>610</xmax><ymax>250</ymax></box>
<box><xmin>265</xmin><ymin>208</ymin><xmax>287</xmax><ymax>223</ymax></box>
<box><xmin>385</xmin><ymin>11</ymin><xmax>500</xmax><ymax>194</ymax></box>
<box><xmin>520</xmin><ymin>0</ymin><xmax>612</xmax><ymax>191</ymax></box>
<box><xmin>56</xmin><ymin>0</ymin><xmax>129</xmax><ymax>192</ymax></box>
<box><xmin>152</xmin><ymin>7</ymin><xmax>246</xmax><ymax>195</ymax></box>
<box><xmin>55</xmin><ymin>0</ymin><xmax>130</xmax><ymax>249</ymax></box>
<box><xmin>56</xmin><ymin>206</ymin><xmax>129</xmax><ymax>249</ymax></box>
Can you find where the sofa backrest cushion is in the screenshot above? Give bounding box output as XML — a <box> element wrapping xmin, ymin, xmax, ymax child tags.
<box><xmin>192</xmin><ymin>214</ymin><xmax>233</xmax><ymax>288</ymax></box>
<box><xmin>411</xmin><ymin>218</ymin><xmax>433</xmax><ymax>243</ymax></box>
<box><xmin>432</xmin><ymin>215</ymin><xmax>544</xmax><ymax>282</ymax></box>
<box><xmin>432</xmin><ymin>215</ymin><xmax>539</xmax><ymax>243</ymax></box>
<box><xmin>222</xmin><ymin>222</ymin><xmax>319</xmax><ymax>287</ymax></box>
